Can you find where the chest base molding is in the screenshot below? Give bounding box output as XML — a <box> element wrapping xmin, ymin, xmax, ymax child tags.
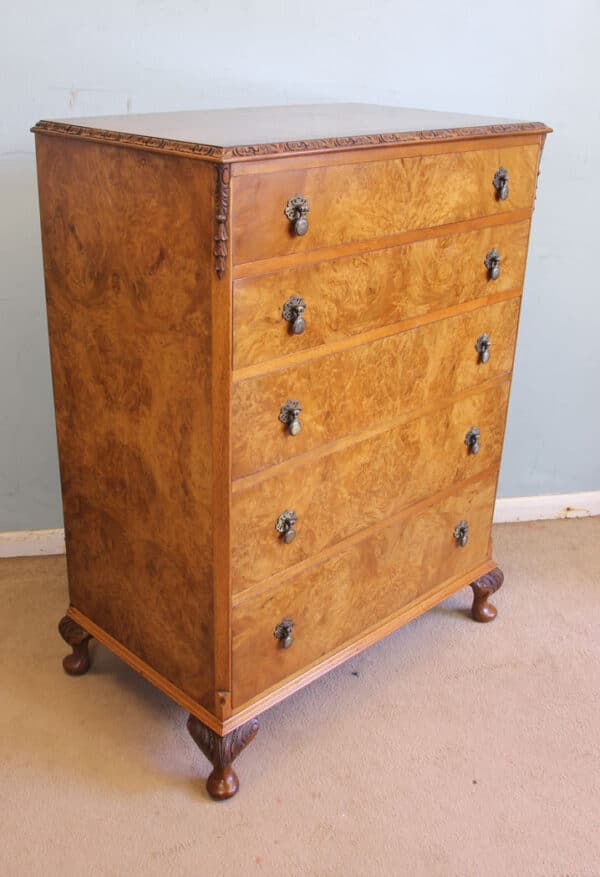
<box><xmin>63</xmin><ymin>552</ymin><xmax>497</xmax><ymax>736</ymax></box>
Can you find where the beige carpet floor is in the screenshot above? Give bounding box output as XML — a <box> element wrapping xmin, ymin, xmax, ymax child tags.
<box><xmin>1</xmin><ymin>519</ymin><xmax>599</xmax><ymax>877</ymax></box>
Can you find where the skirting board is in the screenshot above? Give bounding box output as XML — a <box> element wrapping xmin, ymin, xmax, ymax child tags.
<box><xmin>0</xmin><ymin>492</ymin><xmax>599</xmax><ymax>558</ymax></box>
<box><xmin>493</xmin><ymin>491</ymin><xmax>600</xmax><ymax>524</ymax></box>
<box><xmin>0</xmin><ymin>528</ymin><xmax>66</xmax><ymax>558</ymax></box>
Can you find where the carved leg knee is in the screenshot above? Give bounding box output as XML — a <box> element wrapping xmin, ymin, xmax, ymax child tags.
<box><xmin>58</xmin><ymin>615</ymin><xmax>93</xmax><ymax>675</ymax></box>
<box><xmin>470</xmin><ymin>567</ymin><xmax>504</xmax><ymax>622</ymax></box>
<box><xmin>187</xmin><ymin>715</ymin><xmax>259</xmax><ymax>801</ymax></box>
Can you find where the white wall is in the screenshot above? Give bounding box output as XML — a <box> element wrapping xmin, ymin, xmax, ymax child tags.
<box><xmin>1</xmin><ymin>0</ymin><xmax>599</xmax><ymax>529</ymax></box>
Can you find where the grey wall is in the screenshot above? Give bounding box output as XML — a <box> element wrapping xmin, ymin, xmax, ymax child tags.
<box><xmin>2</xmin><ymin>0</ymin><xmax>599</xmax><ymax>530</ymax></box>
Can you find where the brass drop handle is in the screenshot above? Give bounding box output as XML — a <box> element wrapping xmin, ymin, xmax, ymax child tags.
<box><xmin>484</xmin><ymin>248</ymin><xmax>501</xmax><ymax>281</ymax></box>
<box><xmin>279</xmin><ymin>399</ymin><xmax>302</xmax><ymax>436</ymax></box>
<box><xmin>274</xmin><ymin>617</ymin><xmax>295</xmax><ymax>649</ymax></box>
<box><xmin>276</xmin><ymin>510</ymin><xmax>297</xmax><ymax>544</ymax></box>
<box><xmin>453</xmin><ymin>520</ymin><xmax>469</xmax><ymax>547</ymax></box>
<box><xmin>493</xmin><ymin>166</ymin><xmax>509</xmax><ymax>201</ymax></box>
<box><xmin>465</xmin><ymin>426</ymin><xmax>481</xmax><ymax>455</ymax></box>
<box><xmin>475</xmin><ymin>333</ymin><xmax>491</xmax><ymax>364</ymax></box>
<box><xmin>284</xmin><ymin>194</ymin><xmax>310</xmax><ymax>236</ymax></box>
<box><xmin>282</xmin><ymin>295</ymin><xmax>307</xmax><ymax>335</ymax></box>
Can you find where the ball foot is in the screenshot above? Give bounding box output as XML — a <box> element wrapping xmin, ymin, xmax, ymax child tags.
<box><xmin>207</xmin><ymin>766</ymin><xmax>240</xmax><ymax>800</ymax></box>
<box><xmin>187</xmin><ymin>714</ymin><xmax>259</xmax><ymax>801</ymax></box>
<box><xmin>470</xmin><ymin>567</ymin><xmax>504</xmax><ymax>623</ymax></box>
<box><xmin>58</xmin><ymin>615</ymin><xmax>92</xmax><ymax>675</ymax></box>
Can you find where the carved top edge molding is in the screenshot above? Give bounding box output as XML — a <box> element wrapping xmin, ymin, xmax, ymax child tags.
<box><xmin>31</xmin><ymin>120</ymin><xmax>551</xmax><ymax>163</ymax></box>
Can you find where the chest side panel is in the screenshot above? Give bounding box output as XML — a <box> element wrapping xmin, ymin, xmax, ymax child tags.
<box><xmin>35</xmin><ymin>137</ymin><xmax>215</xmax><ymax>707</ymax></box>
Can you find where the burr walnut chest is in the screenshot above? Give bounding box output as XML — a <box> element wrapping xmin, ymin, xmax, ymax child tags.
<box><xmin>32</xmin><ymin>104</ymin><xmax>550</xmax><ymax>799</ymax></box>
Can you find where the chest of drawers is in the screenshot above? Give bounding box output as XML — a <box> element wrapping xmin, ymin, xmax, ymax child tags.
<box><xmin>32</xmin><ymin>104</ymin><xmax>550</xmax><ymax>800</ymax></box>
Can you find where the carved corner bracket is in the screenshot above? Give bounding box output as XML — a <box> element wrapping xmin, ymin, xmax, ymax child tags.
<box><xmin>214</xmin><ymin>163</ymin><xmax>231</xmax><ymax>279</ymax></box>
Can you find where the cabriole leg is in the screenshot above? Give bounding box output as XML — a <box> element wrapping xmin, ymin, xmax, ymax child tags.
<box><xmin>470</xmin><ymin>567</ymin><xmax>504</xmax><ymax>622</ymax></box>
<box><xmin>58</xmin><ymin>615</ymin><xmax>93</xmax><ymax>675</ymax></box>
<box><xmin>187</xmin><ymin>714</ymin><xmax>259</xmax><ymax>801</ymax></box>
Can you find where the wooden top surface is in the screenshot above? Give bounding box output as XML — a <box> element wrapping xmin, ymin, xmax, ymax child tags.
<box><xmin>32</xmin><ymin>103</ymin><xmax>550</xmax><ymax>162</ymax></box>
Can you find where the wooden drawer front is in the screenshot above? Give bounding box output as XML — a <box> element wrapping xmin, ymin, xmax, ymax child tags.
<box><xmin>232</xmin><ymin>381</ymin><xmax>509</xmax><ymax>593</ymax></box>
<box><xmin>232</xmin><ymin>144</ymin><xmax>539</xmax><ymax>264</ymax></box>
<box><xmin>232</xmin><ymin>472</ymin><xmax>497</xmax><ymax>707</ymax></box>
<box><xmin>232</xmin><ymin>296</ymin><xmax>520</xmax><ymax>479</ymax></box>
<box><xmin>233</xmin><ymin>221</ymin><xmax>530</xmax><ymax>370</ymax></box>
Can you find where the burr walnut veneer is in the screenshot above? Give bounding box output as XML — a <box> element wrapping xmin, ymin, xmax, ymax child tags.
<box><xmin>32</xmin><ymin>104</ymin><xmax>550</xmax><ymax>800</ymax></box>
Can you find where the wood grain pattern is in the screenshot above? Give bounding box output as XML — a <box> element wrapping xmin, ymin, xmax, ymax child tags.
<box><xmin>232</xmin><ymin>296</ymin><xmax>521</xmax><ymax>479</ymax></box>
<box><xmin>35</xmin><ymin>136</ymin><xmax>216</xmax><ymax>708</ymax></box>
<box><xmin>232</xmin><ymin>145</ymin><xmax>540</xmax><ymax>263</ymax></box>
<box><xmin>234</xmin><ymin>288</ymin><xmax>519</xmax><ymax>384</ymax></box>
<box><xmin>233</xmin><ymin>221</ymin><xmax>530</xmax><ymax>369</ymax></box>
<box><xmin>232</xmin><ymin>472</ymin><xmax>497</xmax><ymax>706</ymax></box>
<box><xmin>66</xmin><ymin>606</ymin><xmax>229</xmax><ymax>733</ymax></box>
<box><xmin>225</xmin><ymin>557</ymin><xmax>496</xmax><ymax>726</ymax></box>
<box><xmin>232</xmin><ymin>381</ymin><xmax>510</xmax><ymax>593</ymax></box>
<box><xmin>232</xmin><ymin>209</ymin><xmax>532</xmax><ymax>280</ymax></box>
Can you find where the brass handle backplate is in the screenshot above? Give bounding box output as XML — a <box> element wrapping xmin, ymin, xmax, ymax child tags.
<box><xmin>282</xmin><ymin>295</ymin><xmax>307</xmax><ymax>335</ymax></box>
<box><xmin>453</xmin><ymin>520</ymin><xmax>469</xmax><ymax>547</ymax></box>
<box><xmin>493</xmin><ymin>167</ymin><xmax>509</xmax><ymax>201</ymax></box>
<box><xmin>465</xmin><ymin>426</ymin><xmax>481</xmax><ymax>455</ymax></box>
<box><xmin>484</xmin><ymin>248</ymin><xmax>501</xmax><ymax>281</ymax></box>
<box><xmin>276</xmin><ymin>509</ymin><xmax>297</xmax><ymax>544</ymax></box>
<box><xmin>274</xmin><ymin>617</ymin><xmax>295</xmax><ymax>649</ymax></box>
<box><xmin>475</xmin><ymin>333</ymin><xmax>491</xmax><ymax>364</ymax></box>
<box><xmin>279</xmin><ymin>399</ymin><xmax>302</xmax><ymax>436</ymax></box>
<box><xmin>284</xmin><ymin>194</ymin><xmax>310</xmax><ymax>236</ymax></box>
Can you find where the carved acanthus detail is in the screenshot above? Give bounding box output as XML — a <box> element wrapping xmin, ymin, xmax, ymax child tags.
<box><xmin>214</xmin><ymin>163</ymin><xmax>230</xmax><ymax>279</ymax></box>
<box><xmin>187</xmin><ymin>715</ymin><xmax>259</xmax><ymax>800</ymax></box>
